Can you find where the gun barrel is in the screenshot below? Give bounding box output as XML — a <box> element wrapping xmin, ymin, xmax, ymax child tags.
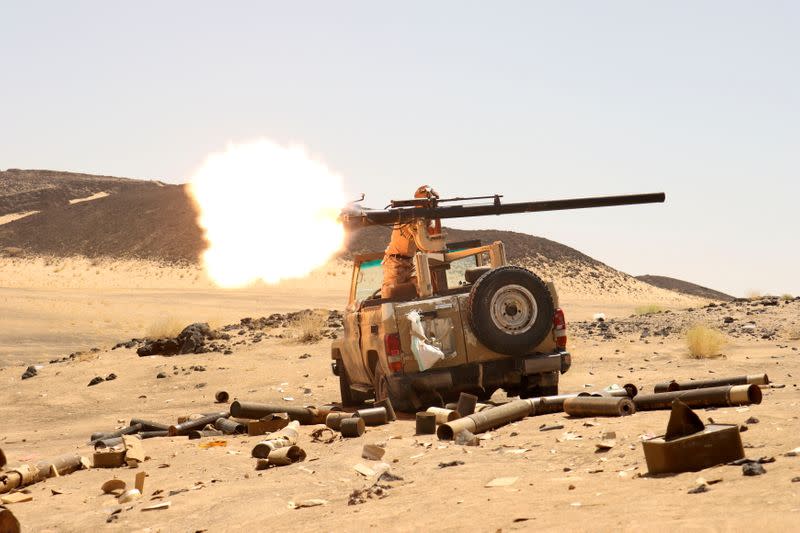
<box><xmin>343</xmin><ymin>192</ymin><xmax>665</xmax><ymax>228</ymax></box>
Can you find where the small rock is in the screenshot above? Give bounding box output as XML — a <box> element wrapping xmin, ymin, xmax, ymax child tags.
<box><xmin>742</xmin><ymin>463</ymin><xmax>766</xmax><ymax>476</ymax></box>
<box><xmin>438</xmin><ymin>460</ymin><xmax>464</xmax><ymax>469</ymax></box>
<box><xmin>21</xmin><ymin>365</ymin><xmax>38</xmax><ymax>380</ymax></box>
<box><xmin>299</xmin><ymin>353</ymin><xmax>312</xmax><ymax>359</ymax></box>
<box><xmin>105</xmin><ymin>373</ymin><xmax>117</xmax><ymax>381</ymax></box>
<box><xmin>745</xmin><ymin>417</ymin><xmax>759</xmax><ymax>424</ymax></box>
<box><xmin>88</xmin><ymin>376</ymin><xmax>104</xmax><ymax>386</ymax></box>
<box><xmin>688</xmin><ymin>484</ymin><xmax>709</xmax><ymax>494</ymax></box>
<box><xmin>156</xmin><ymin>372</ymin><xmax>167</xmax><ymax>379</ymax></box>
<box><xmin>791</xmin><ymin>476</ymin><xmax>800</xmax><ymax>483</ymax></box>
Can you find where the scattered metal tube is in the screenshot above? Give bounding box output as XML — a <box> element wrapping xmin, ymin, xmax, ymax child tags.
<box><xmin>634</xmin><ymin>384</ymin><xmax>762</xmax><ymax>411</ymax></box>
<box><xmin>1</xmin><ymin>453</ymin><xmax>85</xmax><ymax>494</ymax></box>
<box><xmin>375</xmin><ymin>398</ymin><xmax>397</xmax><ymax>422</ymax></box>
<box><xmin>139</xmin><ymin>430</ymin><xmax>169</xmax><ymax>439</ymax></box>
<box><xmin>267</xmin><ymin>446</ymin><xmax>307</xmax><ymax>466</ymax></box>
<box><xmin>340</xmin><ymin>417</ymin><xmax>366</xmax><ymax>438</ymax></box>
<box><xmin>456</xmin><ymin>393</ymin><xmax>479</xmax><ymax>416</ymax></box>
<box><xmin>563</xmin><ymin>396</ymin><xmax>636</xmax><ymax>417</ymax></box>
<box><xmin>415</xmin><ymin>412</ymin><xmax>437</xmax><ymax>435</ymax></box>
<box><xmin>355</xmin><ymin>407</ymin><xmax>388</xmax><ymax>426</ymax></box>
<box><xmin>169</xmin><ymin>412</ymin><xmax>229</xmax><ymax>436</ymax></box>
<box><xmin>93</xmin><ymin>437</ymin><xmax>123</xmax><ymax>449</ymax></box>
<box><xmin>187</xmin><ymin>428</ymin><xmax>224</xmax><ymax>440</ymax></box>
<box><xmin>530</xmin><ymin>393</ymin><xmax>590</xmax><ymax>415</ymax></box>
<box><xmin>89</xmin><ymin>424</ymin><xmax>142</xmax><ymax>444</ymax></box>
<box><xmin>215</xmin><ymin>390</ymin><xmax>230</xmax><ymax>403</ymax></box>
<box><xmin>129</xmin><ymin>419</ymin><xmax>169</xmax><ymax>432</ymax></box>
<box><xmin>426</xmin><ymin>407</ymin><xmax>459</xmax><ymax>424</ymax></box>
<box><xmin>252</xmin><ymin>421</ymin><xmax>301</xmax><ymax>457</ymax></box>
<box><xmin>325</xmin><ymin>412</ymin><xmax>354</xmax><ymax>430</ymax></box>
<box><xmin>214</xmin><ymin>418</ymin><xmax>246</xmax><ymax>435</ymax></box>
<box><xmin>653</xmin><ymin>374</ymin><xmax>769</xmax><ymax>393</ymax></box>
<box><xmin>230</xmin><ymin>402</ymin><xmax>319</xmax><ymax>424</ymax></box>
<box><xmin>437</xmin><ymin>399</ymin><xmax>532</xmax><ymax>440</ymax></box>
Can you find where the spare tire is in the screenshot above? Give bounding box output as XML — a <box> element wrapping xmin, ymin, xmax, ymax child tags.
<box><xmin>467</xmin><ymin>266</ymin><xmax>554</xmax><ymax>356</ymax></box>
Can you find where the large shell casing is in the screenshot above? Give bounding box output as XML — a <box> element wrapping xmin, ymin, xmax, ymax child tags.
<box><xmin>530</xmin><ymin>393</ymin><xmax>590</xmax><ymax>415</ymax></box>
<box><xmin>354</xmin><ymin>407</ymin><xmax>388</xmax><ymax>426</ymax></box>
<box><xmin>563</xmin><ymin>396</ymin><xmax>636</xmax><ymax>417</ymax></box>
<box><xmin>437</xmin><ymin>399</ymin><xmax>532</xmax><ymax>440</ymax></box>
<box><xmin>230</xmin><ymin>401</ymin><xmax>319</xmax><ymax>424</ymax></box>
<box><xmin>129</xmin><ymin>419</ymin><xmax>169</xmax><ymax>432</ymax></box>
<box><xmin>653</xmin><ymin>374</ymin><xmax>769</xmax><ymax>393</ymax></box>
<box><xmin>325</xmin><ymin>412</ymin><xmax>354</xmax><ymax>430</ymax></box>
<box><xmin>214</xmin><ymin>418</ymin><xmax>246</xmax><ymax>435</ymax></box>
<box><xmin>415</xmin><ymin>412</ymin><xmax>437</xmax><ymax>435</ymax></box>
<box><xmin>340</xmin><ymin>417</ymin><xmax>366</xmax><ymax>437</ymax></box>
<box><xmin>634</xmin><ymin>384</ymin><xmax>762</xmax><ymax>411</ymax></box>
<box><xmin>426</xmin><ymin>407</ymin><xmax>459</xmax><ymax>424</ymax></box>
<box><xmin>169</xmin><ymin>412</ymin><xmax>229</xmax><ymax>436</ymax></box>
<box><xmin>251</xmin><ymin>421</ymin><xmax>300</xmax><ymax>458</ymax></box>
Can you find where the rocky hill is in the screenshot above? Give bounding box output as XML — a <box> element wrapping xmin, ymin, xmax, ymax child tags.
<box><xmin>0</xmin><ymin>169</ymin><xmax>164</xmax><ymax>216</ymax></box>
<box><xmin>0</xmin><ymin>169</ymin><xmax>724</xmax><ymax>299</ymax></box>
<box><xmin>635</xmin><ymin>275</ymin><xmax>734</xmax><ymax>301</ymax></box>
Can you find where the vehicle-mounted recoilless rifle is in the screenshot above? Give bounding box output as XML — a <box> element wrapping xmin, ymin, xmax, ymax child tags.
<box><xmin>339</xmin><ymin>192</ymin><xmax>665</xmax><ymax>252</ymax></box>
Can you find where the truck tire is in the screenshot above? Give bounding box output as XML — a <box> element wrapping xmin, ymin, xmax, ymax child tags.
<box><xmin>467</xmin><ymin>266</ymin><xmax>554</xmax><ymax>356</ymax></box>
<box><xmin>338</xmin><ymin>365</ymin><xmax>361</xmax><ymax>407</ymax></box>
<box><xmin>373</xmin><ymin>364</ymin><xmax>414</xmax><ymax>412</ymax></box>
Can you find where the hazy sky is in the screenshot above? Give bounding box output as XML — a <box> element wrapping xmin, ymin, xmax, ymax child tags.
<box><xmin>1</xmin><ymin>2</ymin><xmax>797</xmax><ymax>296</ymax></box>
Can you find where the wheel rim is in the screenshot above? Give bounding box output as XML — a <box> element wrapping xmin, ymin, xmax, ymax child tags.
<box><xmin>489</xmin><ymin>284</ymin><xmax>538</xmax><ymax>334</ymax></box>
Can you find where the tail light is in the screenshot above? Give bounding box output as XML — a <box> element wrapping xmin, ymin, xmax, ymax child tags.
<box><xmin>384</xmin><ymin>333</ymin><xmax>403</xmax><ymax>373</ymax></box>
<box><xmin>553</xmin><ymin>308</ymin><xmax>567</xmax><ymax>349</ymax></box>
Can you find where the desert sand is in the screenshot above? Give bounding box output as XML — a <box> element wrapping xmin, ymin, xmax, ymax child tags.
<box><xmin>1</xmin><ymin>259</ymin><xmax>798</xmax><ymax>532</ymax></box>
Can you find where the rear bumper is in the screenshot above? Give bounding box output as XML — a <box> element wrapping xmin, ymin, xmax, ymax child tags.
<box><xmin>387</xmin><ymin>350</ymin><xmax>571</xmax><ymax>395</ymax></box>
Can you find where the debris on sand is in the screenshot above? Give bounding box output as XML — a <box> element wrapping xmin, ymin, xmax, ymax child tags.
<box><xmin>742</xmin><ymin>462</ymin><xmax>767</xmax><ymax>476</ymax></box>
<box><xmin>348</xmin><ymin>471</ymin><xmax>403</xmax><ymax>505</ymax></box>
<box><xmin>642</xmin><ymin>400</ymin><xmax>744</xmax><ymax>475</ymax></box>
<box><xmin>288</xmin><ymin>499</ymin><xmax>327</xmax><ymax>510</ymax></box>
<box><xmin>21</xmin><ymin>365</ymin><xmax>38</xmax><ymax>380</ymax></box>
<box><xmin>0</xmin><ymin>454</ymin><xmax>88</xmax><ymax>494</ymax></box>
<box><xmin>485</xmin><ymin>477</ymin><xmax>518</xmax><ymax>488</ymax></box>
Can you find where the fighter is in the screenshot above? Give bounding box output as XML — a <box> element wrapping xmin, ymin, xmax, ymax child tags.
<box><xmin>380</xmin><ymin>185</ymin><xmax>439</xmax><ymax>298</ymax></box>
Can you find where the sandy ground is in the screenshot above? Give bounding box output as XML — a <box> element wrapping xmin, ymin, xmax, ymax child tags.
<box><xmin>1</xmin><ymin>259</ymin><xmax>797</xmax><ymax>532</ymax></box>
<box><xmin>0</xmin><ymin>256</ymin><xmax>701</xmax><ymax>366</ymax></box>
